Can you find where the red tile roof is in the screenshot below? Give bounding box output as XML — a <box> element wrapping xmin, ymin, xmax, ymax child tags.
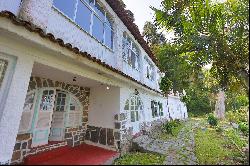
<box><xmin>0</xmin><ymin>11</ymin><xmax>162</xmax><ymax>94</ymax></box>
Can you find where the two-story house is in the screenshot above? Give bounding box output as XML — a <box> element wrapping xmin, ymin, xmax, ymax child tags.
<box><xmin>0</xmin><ymin>0</ymin><xmax>188</xmax><ymax>164</ymax></box>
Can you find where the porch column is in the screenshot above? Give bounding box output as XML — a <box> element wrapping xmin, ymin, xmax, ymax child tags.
<box><xmin>0</xmin><ymin>55</ymin><xmax>34</xmax><ymax>164</ymax></box>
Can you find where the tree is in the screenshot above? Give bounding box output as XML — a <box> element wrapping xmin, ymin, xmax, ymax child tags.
<box><xmin>142</xmin><ymin>21</ymin><xmax>166</xmax><ymax>47</ymax></box>
<box><xmin>153</xmin><ymin>0</ymin><xmax>249</xmax><ymax>94</ymax></box>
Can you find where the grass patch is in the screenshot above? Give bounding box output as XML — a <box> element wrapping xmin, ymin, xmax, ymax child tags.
<box><xmin>195</xmin><ymin>127</ymin><xmax>246</xmax><ymax>165</ymax></box>
<box><xmin>113</xmin><ymin>152</ymin><xmax>165</xmax><ymax>165</ymax></box>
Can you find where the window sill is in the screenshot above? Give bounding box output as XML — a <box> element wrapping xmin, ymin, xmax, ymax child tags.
<box><xmin>52</xmin><ymin>7</ymin><xmax>114</xmax><ymax>53</ymax></box>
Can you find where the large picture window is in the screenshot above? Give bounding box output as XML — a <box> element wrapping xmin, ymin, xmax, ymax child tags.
<box><xmin>53</xmin><ymin>0</ymin><xmax>113</xmax><ymax>49</ymax></box>
<box><xmin>122</xmin><ymin>33</ymin><xmax>140</xmax><ymax>71</ymax></box>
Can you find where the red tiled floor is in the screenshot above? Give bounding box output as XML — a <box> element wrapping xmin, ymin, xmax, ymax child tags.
<box><xmin>24</xmin><ymin>144</ymin><xmax>119</xmax><ymax>165</ymax></box>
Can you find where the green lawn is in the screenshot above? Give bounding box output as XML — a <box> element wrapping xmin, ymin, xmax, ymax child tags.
<box><xmin>113</xmin><ymin>152</ymin><xmax>165</xmax><ymax>165</ymax></box>
<box><xmin>194</xmin><ymin>125</ymin><xmax>248</xmax><ymax>165</ymax></box>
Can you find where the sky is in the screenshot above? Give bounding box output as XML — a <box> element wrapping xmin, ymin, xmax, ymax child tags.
<box><xmin>122</xmin><ymin>0</ymin><xmax>175</xmax><ymax>41</ymax></box>
<box><xmin>122</xmin><ymin>0</ymin><xmax>162</xmax><ymax>33</ymax></box>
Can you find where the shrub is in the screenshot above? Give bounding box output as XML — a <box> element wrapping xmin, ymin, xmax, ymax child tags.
<box><xmin>162</xmin><ymin>120</ymin><xmax>181</xmax><ymax>136</ymax></box>
<box><xmin>226</xmin><ymin>107</ymin><xmax>248</xmax><ymax>124</ymax></box>
<box><xmin>239</xmin><ymin>122</ymin><xmax>249</xmax><ymax>136</ymax></box>
<box><xmin>207</xmin><ymin>114</ymin><xmax>218</xmax><ymax>126</ymax></box>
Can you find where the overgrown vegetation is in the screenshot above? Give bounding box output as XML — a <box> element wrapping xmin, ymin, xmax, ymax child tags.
<box><xmin>113</xmin><ymin>152</ymin><xmax>165</xmax><ymax>165</ymax></box>
<box><xmin>195</xmin><ymin>120</ymin><xmax>248</xmax><ymax>165</ymax></box>
<box><xmin>159</xmin><ymin>120</ymin><xmax>184</xmax><ymax>140</ymax></box>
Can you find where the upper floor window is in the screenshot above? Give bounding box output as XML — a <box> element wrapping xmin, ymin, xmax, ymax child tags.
<box><xmin>122</xmin><ymin>33</ymin><xmax>140</xmax><ymax>71</ymax></box>
<box><xmin>53</xmin><ymin>0</ymin><xmax>113</xmax><ymax>49</ymax></box>
<box><xmin>145</xmin><ymin>57</ymin><xmax>155</xmax><ymax>81</ymax></box>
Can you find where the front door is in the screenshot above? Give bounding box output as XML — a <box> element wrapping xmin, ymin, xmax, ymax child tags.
<box><xmin>32</xmin><ymin>88</ymin><xmax>56</xmax><ymax>147</ymax></box>
<box><xmin>49</xmin><ymin>91</ymin><xmax>68</xmax><ymax>141</ymax></box>
<box><xmin>129</xmin><ymin>95</ymin><xmax>143</xmax><ymax>135</ymax></box>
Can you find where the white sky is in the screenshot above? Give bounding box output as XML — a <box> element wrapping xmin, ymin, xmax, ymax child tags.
<box><xmin>123</xmin><ymin>0</ymin><xmax>174</xmax><ymax>41</ymax></box>
<box><xmin>123</xmin><ymin>0</ymin><xmax>162</xmax><ymax>33</ymax></box>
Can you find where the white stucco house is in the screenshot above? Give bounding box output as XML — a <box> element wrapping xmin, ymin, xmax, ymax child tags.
<box><xmin>0</xmin><ymin>0</ymin><xmax>188</xmax><ymax>164</ymax></box>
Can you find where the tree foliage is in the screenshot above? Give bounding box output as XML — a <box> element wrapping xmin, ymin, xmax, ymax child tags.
<box><xmin>153</xmin><ymin>0</ymin><xmax>249</xmax><ymax>93</ymax></box>
<box><xmin>143</xmin><ymin>21</ymin><xmax>166</xmax><ymax>46</ymax></box>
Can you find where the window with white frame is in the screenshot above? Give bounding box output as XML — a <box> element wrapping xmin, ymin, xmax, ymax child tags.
<box><xmin>53</xmin><ymin>0</ymin><xmax>113</xmax><ymax>49</ymax></box>
<box><xmin>122</xmin><ymin>33</ymin><xmax>140</xmax><ymax>71</ymax></box>
<box><xmin>0</xmin><ymin>54</ymin><xmax>16</xmax><ymax>119</ymax></box>
<box><xmin>159</xmin><ymin>102</ymin><xmax>163</xmax><ymax>116</ymax></box>
<box><xmin>151</xmin><ymin>101</ymin><xmax>163</xmax><ymax>118</ymax></box>
<box><xmin>145</xmin><ymin>57</ymin><xmax>155</xmax><ymax>81</ymax></box>
<box><xmin>55</xmin><ymin>92</ymin><xmax>67</xmax><ymax>112</ymax></box>
<box><xmin>0</xmin><ymin>59</ymin><xmax>8</xmax><ymax>88</ymax></box>
<box><xmin>124</xmin><ymin>95</ymin><xmax>143</xmax><ymax>122</ymax></box>
<box><xmin>151</xmin><ymin>100</ymin><xmax>158</xmax><ymax>118</ymax></box>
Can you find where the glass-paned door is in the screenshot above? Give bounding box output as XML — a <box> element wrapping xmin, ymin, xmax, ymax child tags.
<box><xmin>32</xmin><ymin>88</ymin><xmax>56</xmax><ymax>147</ymax></box>
<box><xmin>49</xmin><ymin>91</ymin><xmax>68</xmax><ymax>141</ymax></box>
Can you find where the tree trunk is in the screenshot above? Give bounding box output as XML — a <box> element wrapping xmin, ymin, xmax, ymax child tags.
<box><xmin>214</xmin><ymin>90</ymin><xmax>226</xmax><ymax>119</ymax></box>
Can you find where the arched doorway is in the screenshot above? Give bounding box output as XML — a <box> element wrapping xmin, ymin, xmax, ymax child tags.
<box><xmin>124</xmin><ymin>95</ymin><xmax>144</xmax><ymax>135</ymax></box>
<box><xmin>18</xmin><ymin>88</ymin><xmax>83</xmax><ymax>147</ymax></box>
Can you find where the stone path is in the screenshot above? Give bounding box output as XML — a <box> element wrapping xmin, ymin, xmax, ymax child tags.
<box><xmin>132</xmin><ymin>119</ymin><xmax>201</xmax><ymax>165</ymax></box>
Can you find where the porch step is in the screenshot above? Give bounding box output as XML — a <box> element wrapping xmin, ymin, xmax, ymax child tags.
<box><xmin>24</xmin><ymin>146</ymin><xmax>71</xmax><ymax>165</ymax></box>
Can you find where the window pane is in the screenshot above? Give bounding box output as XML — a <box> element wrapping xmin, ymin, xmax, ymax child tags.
<box><xmin>0</xmin><ymin>59</ymin><xmax>8</xmax><ymax>88</ymax></box>
<box><xmin>40</xmin><ymin>90</ymin><xmax>54</xmax><ymax>111</ymax></box>
<box><xmin>94</xmin><ymin>2</ymin><xmax>105</xmax><ymax>21</ymax></box>
<box><xmin>53</xmin><ymin>0</ymin><xmax>76</xmax><ymax>19</ymax></box>
<box><xmin>93</xmin><ymin>15</ymin><xmax>104</xmax><ymax>42</ymax></box>
<box><xmin>104</xmin><ymin>25</ymin><xmax>113</xmax><ymax>49</ymax></box>
<box><xmin>124</xmin><ymin>99</ymin><xmax>129</xmax><ymax>110</ymax></box>
<box><xmin>131</xmin><ymin>111</ymin><xmax>135</xmax><ymax>122</ymax></box>
<box><xmin>136</xmin><ymin>111</ymin><xmax>139</xmax><ymax>121</ymax></box>
<box><xmin>76</xmin><ymin>1</ymin><xmax>91</xmax><ymax>32</ymax></box>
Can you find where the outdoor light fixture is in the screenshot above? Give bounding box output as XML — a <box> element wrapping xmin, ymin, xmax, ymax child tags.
<box><xmin>135</xmin><ymin>89</ymin><xmax>139</xmax><ymax>95</ymax></box>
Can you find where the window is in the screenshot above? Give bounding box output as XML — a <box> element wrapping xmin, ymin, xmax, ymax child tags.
<box><xmin>55</xmin><ymin>92</ymin><xmax>67</xmax><ymax>112</ymax></box>
<box><xmin>151</xmin><ymin>101</ymin><xmax>158</xmax><ymax>118</ymax></box>
<box><xmin>124</xmin><ymin>95</ymin><xmax>143</xmax><ymax>122</ymax></box>
<box><xmin>0</xmin><ymin>59</ymin><xmax>8</xmax><ymax>88</ymax></box>
<box><xmin>53</xmin><ymin>0</ymin><xmax>113</xmax><ymax>49</ymax></box>
<box><xmin>122</xmin><ymin>33</ymin><xmax>140</xmax><ymax>71</ymax></box>
<box><xmin>40</xmin><ymin>90</ymin><xmax>55</xmax><ymax>111</ymax></box>
<box><xmin>0</xmin><ymin>55</ymin><xmax>16</xmax><ymax>119</ymax></box>
<box><xmin>159</xmin><ymin>102</ymin><xmax>163</xmax><ymax>116</ymax></box>
<box><xmin>145</xmin><ymin>57</ymin><xmax>155</xmax><ymax>81</ymax></box>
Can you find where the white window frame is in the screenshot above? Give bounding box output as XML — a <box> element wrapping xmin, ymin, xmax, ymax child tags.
<box><xmin>0</xmin><ymin>53</ymin><xmax>16</xmax><ymax>119</ymax></box>
<box><xmin>145</xmin><ymin>56</ymin><xmax>155</xmax><ymax>81</ymax></box>
<box><xmin>122</xmin><ymin>33</ymin><xmax>141</xmax><ymax>71</ymax></box>
<box><xmin>52</xmin><ymin>0</ymin><xmax>114</xmax><ymax>49</ymax></box>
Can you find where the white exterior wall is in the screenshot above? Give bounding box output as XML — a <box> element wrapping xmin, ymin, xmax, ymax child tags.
<box><xmin>168</xmin><ymin>95</ymin><xmax>188</xmax><ymax>120</ymax></box>
<box><xmin>13</xmin><ymin>0</ymin><xmax>161</xmax><ymax>91</ymax></box>
<box><xmin>88</xmin><ymin>86</ymin><xmax>120</xmax><ymax>129</ymax></box>
<box><xmin>0</xmin><ymin>43</ymin><xmax>34</xmax><ymax>164</ymax></box>
<box><xmin>0</xmin><ymin>0</ymin><xmax>22</xmax><ymax>15</ymax></box>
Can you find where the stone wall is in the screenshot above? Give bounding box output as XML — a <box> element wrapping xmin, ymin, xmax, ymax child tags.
<box><xmin>11</xmin><ymin>134</ymin><xmax>32</xmax><ymax>165</ymax></box>
<box><xmin>85</xmin><ymin>125</ymin><xmax>120</xmax><ymax>150</ymax></box>
<box><xmin>11</xmin><ymin>76</ymin><xmax>90</xmax><ymax>164</ymax></box>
